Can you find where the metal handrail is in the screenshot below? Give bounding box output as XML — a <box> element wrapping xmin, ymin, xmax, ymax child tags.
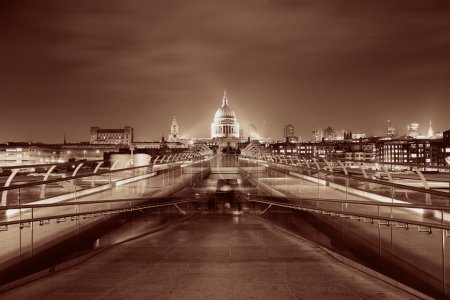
<box><xmin>328</xmin><ymin>158</ymin><xmax>450</xmax><ymax>170</ymax></box>
<box><xmin>295</xmin><ymin>157</ymin><xmax>450</xmax><ymax>171</ymax></box>
<box><xmin>239</xmin><ymin>166</ymin><xmax>450</xmax><ymax>213</ymax></box>
<box><xmin>0</xmin><ymin>198</ymin><xmax>197</xmax><ymax>227</ymax></box>
<box><xmin>0</xmin><ymin>160</ymin><xmax>102</xmax><ymax>170</ymax></box>
<box><xmin>269</xmin><ymin>151</ymin><xmax>450</xmax><ymax>170</ymax></box>
<box><xmin>0</xmin><ymin>157</ymin><xmax>206</xmax><ymax>192</ymax></box>
<box><xmin>240</xmin><ymin>167</ymin><xmax>449</xmax><ymax>210</ymax></box>
<box><xmin>0</xmin><ymin>196</ymin><xmax>191</xmax><ymax>210</ymax></box>
<box><xmin>242</xmin><ymin>163</ymin><xmax>436</xmax><ymax>198</ymax></box>
<box><xmin>250</xmin><ymin>199</ymin><xmax>450</xmax><ymax>231</ymax></box>
<box><xmin>261</xmin><ymin>161</ymin><xmax>450</xmax><ymax>198</ymax></box>
<box><xmin>0</xmin><ymin>163</ymin><xmax>152</xmax><ymax>192</ymax></box>
<box><xmin>255</xmin><ymin>195</ymin><xmax>450</xmax><ymax>211</ymax></box>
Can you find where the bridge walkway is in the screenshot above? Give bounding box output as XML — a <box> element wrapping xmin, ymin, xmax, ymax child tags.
<box><xmin>1</xmin><ymin>213</ymin><xmax>418</xmax><ymax>299</ymax></box>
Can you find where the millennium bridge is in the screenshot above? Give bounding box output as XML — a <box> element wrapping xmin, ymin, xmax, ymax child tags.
<box><xmin>0</xmin><ymin>144</ymin><xmax>449</xmax><ymax>299</ymax></box>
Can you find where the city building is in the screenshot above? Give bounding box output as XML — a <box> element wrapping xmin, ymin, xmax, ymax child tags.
<box><xmin>0</xmin><ymin>142</ymin><xmax>123</xmax><ymax>166</ymax></box>
<box><xmin>444</xmin><ymin>130</ymin><xmax>450</xmax><ymax>144</ymax></box>
<box><xmin>133</xmin><ymin>138</ymin><xmax>189</xmax><ymax>156</ymax></box>
<box><xmin>352</xmin><ymin>133</ymin><xmax>366</xmax><ymax>139</ymax></box>
<box><xmin>269</xmin><ymin>140</ymin><xmax>299</xmax><ymax>155</ymax></box>
<box><xmin>211</xmin><ymin>90</ymin><xmax>240</xmax><ymax>139</ymax></box>
<box><xmin>407</xmin><ymin>122</ymin><xmax>419</xmax><ymax>138</ymax></box>
<box><xmin>0</xmin><ymin>143</ymin><xmax>60</xmax><ymax>166</ymax></box>
<box><xmin>427</xmin><ymin>121</ymin><xmax>434</xmax><ymax>139</ymax></box>
<box><xmin>168</xmin><ymin>116</ymin><xmax>180</xmax><ymax>142</ymax></box>
<box><xmin>343</xmin><ymin>130</ymin><xmax>352</xmax><ymax>140</ymax></box>
<box><xmin>90</xmin><ymin>126</ymin><xmax>133</xmax><ymax>145</ymax></box>
<box><xmin>283</xmin><ymin>124</ymin><xmax>298</xmax><ymax>142</ymax></box>
<box><xmin>269</xmin><ymin>131</ymin><xmax>450</xmax><ymax>167</ymax></box>
<box><xmin>283</xmin><ymin>124</ymin><xmax>294</xmax><ymax>138</ymax></box>
<box><xmin>311</xmin><ymin>129</ymin><xmax>324</xmax><ymax>142</ymax></box>
<box><xmin>387</xmin><ymin>120</ymin><xmax>397</xmax><ymax>138</ymax></box>
<box><xmin>323</xmin><ymin>126</ymin><xmax>335</xmax><ymax>141</ymax></box>
<box><xmin>376</xmin><ymin>138</ymin><xmax>448</xmax><ymax>167</ymax></box>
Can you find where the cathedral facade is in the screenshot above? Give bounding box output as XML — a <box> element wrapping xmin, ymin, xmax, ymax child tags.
<box><xmin>211</xmin><ymin>91</ymin><xmax>240</xmax><ymax>139</ymax></box>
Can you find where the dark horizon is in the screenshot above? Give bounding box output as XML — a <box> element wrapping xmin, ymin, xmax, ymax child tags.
<box><xmin>1</xmin><ymin>0</ymin><xmax>450</xmax><ymax>143</ymax></box>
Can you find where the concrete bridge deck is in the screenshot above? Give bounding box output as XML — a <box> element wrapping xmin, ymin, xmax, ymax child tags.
<box><xmin>1</xmin><ymin>213</ymin><xmax>419</xmax><ymax>299</ymax></box>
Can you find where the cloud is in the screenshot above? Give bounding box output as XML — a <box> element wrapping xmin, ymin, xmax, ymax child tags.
<box><xmin>0</xmin><ymin>0</ymin><xmax>449</xmax><ymax>142</ymax></box>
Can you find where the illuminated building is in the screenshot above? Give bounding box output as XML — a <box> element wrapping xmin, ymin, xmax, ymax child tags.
<box><xmin>386</xmin><ymin>120</ymin><xmax>396</xmax><ymax>138</ymax></box>
<box><xmin>407</xmin><ymin>122</ymin><xmax>419</xmax><ymax>138</ymax></box>
<box><xmin>269</xmin><ymin>131</ymin><xmax>450</xmax><ymax>167</ymax></box>
<box><xmin>90</xmin><ymin>126</ymin><xmax>133</xmax><ymax>145</ymax></box>
<box><xmin>0</xmin><ymin>143</ymin><xmax>122</xmax><ymax>166</ymax></box>
<box><xmin>427</xmin><ymin>121</ymin><xmax>434</xmax><ymax>139</ymax></box>
<box><xmin>324</xmin><ymin>126</ymin><xmax>335</xmax><ymax>141</ymax></box>
<box><xmin>376</xmin><ymin>138</ymin><xmax>448</xmax><ymax>167</ymax></box>
<box><xmin>311</xmin><ymin>129</ymin><xmax>323</xmax><ymax>142</ymax></box>
<box><xmin>168</xmin><ymin>116</ymin><xmax>180</xmax><ymax>142</ymax></box>
<box><xmin>283</xmin><ymin>124</ymin><xmax>298</xmax><ymax>142</ymax></box>
<box><xmin>211</xmin><ymin>90</ymin><xmax>240</xmax><ymax>139</ymax></box>
<box><xmin>284</xmin><ymin>124</ymin><xmax>294</xmax><ymax>138</ymax></box>
<box><xmin>0</xmin><ymin>143</ymin><xmax>58</xmax><ymax>166</ymax></box>
<box><xmin>132</xmin><ymin>138</ymin><xmax>189</xmax><ymax>156</ymax></box>
<box><xmin>352</xmin><ymin>133</ymin><xmax>366</xmax><ymax>139</ymax></box>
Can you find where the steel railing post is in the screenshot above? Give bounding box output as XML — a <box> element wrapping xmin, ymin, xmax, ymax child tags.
<box><xmin>31</xmin><ymin>207</ymin><xmax>34</xmax><ymax>259</ymax></box>
<box><xmin>442</xmin><ymin>209</ymin><xmax>447</xmax><ymax>296</ymax></box>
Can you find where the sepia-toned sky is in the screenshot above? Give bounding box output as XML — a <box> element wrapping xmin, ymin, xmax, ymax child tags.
<box><xmin>1</xmin><ymin>0</ymin><xmax>450</xmax><ymax>143</ymax></box>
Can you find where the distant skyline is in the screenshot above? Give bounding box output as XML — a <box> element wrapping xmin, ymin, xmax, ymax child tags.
<box><xmin>1</xmin><ymin>0</ymin><xmax>449</xmax><ymax>143</ymax></box>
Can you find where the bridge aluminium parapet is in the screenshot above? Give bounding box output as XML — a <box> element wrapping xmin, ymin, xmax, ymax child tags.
<box><xmin>238</xmin><ymin>152</ymin><xmax>450</xmax><ymax>298</ymax></box>
<box><xmin>0</xmin><ymin>196</ymin><xmax>200</xmax><ymax>291</ymax></box>
<box><xmin>0</xmin><ymin>156</ymin><xmax>212</xmax><ymax>289</ymax></box>
<box><xmin>249</xmin><ymin>196</ymin><xmax>450</xmax><ymax>298</ymax></box>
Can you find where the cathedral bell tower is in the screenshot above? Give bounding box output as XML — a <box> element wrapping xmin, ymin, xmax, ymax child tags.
<box><xmin>168</xmin><ymin>116</ymin><xmax>180</xmax><ymax>142</ymax></box>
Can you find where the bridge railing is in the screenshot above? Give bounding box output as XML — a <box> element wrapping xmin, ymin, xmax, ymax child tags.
<box><xmin>0</xmin><ymin>155</ymin><xmax>212</xmax><ymax>207</ymax></box>
<box><xmin>249</xmin><ymin>195</ymin><xmax>450</xmax><ymax>299</ymax></box>
<box><xmin>0</xmin><ymin>196</ymin><xmax>199</xmax><ymax>290</ymax></box>
<box><xmin>0</xmin><ymin>154</ymin><xmax>211</xmax><ymax>288</ymax></box>
<box><xmin>239</xmin><ymin>156</ymin><xmax>450</xmax><ymax>207</ymax></box>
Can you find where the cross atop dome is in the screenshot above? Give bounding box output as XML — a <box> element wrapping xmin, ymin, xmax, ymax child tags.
<box><xmin>222</xmin><ymin>90</ymin><xmax>228</xmax><ymax>106</ymax></box>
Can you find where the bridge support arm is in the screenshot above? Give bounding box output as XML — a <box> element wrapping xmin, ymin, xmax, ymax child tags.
<box><xmin>323</xmin><ymin>159</ymin><xmax>333</xmax><ymax>172</ymax></box>
<box><xmin>1</xmin><ymin>169</ymin><xmax>20</xmax><ymax>206</ymax></box>
<box><xmin>357</xmin><ymin>162</ymin><xmax>368</xmax><ymax>179</ymax></box>
<box><xmin>337</xmin><ymin>160</ymin><xmax>348</xmax><ymax>176</ymax></box>
<box><xmin>40</xmin><ymin>165</ymin><xmax>57</xmax><ymax>199</ymax></box>
<box><xmin>312</xmin><ymin>158</ymin><xmax>321</xmax><ymax>171</ymax></box>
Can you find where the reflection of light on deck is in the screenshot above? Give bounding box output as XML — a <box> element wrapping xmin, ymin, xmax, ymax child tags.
<box><xmin>290</xmin><ymin>171</ymin><xmax>425</xmax><ymax>215</ymax></box>
<box><xmin>220</xmin><ymin>185</ymin><xmax>231</xmax><ymax>191</ymax></box>
<box><xmin>6</xmin><ymin>209</ymin><xmax>20</xmax><ymax>217</ymax></box>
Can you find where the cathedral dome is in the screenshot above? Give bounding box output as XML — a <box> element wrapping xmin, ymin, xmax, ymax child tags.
<box><xmin>214</xmin><ymin>103</ymin><xmax>236</xmax><ymax>120</ymax></box>
<box><xmin>211</xmin><ymin>90</ymin><xmax>240</xmax><ymax>139</ymax></box>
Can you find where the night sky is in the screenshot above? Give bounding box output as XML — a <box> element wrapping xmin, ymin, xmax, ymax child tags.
<box><xmin>1</xmin><ymin>0</ymin><xmax>449</xmax><ymax>143</ymax></box>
